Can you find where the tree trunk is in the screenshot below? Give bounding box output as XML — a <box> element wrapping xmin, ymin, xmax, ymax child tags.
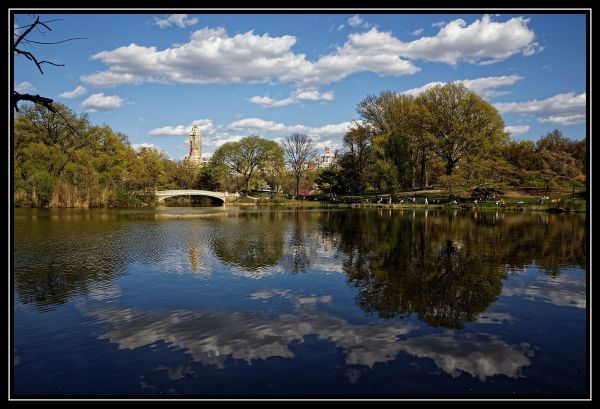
<box><xmin>446</xmin><ymin>160</ymin><xmax>455</xmax><ymax>176</ymax></box>
<box><xmin>295</xmin><ymin>175</ymin><xmax>300</xmax><ymax>198</ymax></box>
<box><xmin>420</xmin><ymin>155</ymin><xmax>427</xmax><ymax>188</ymax></box>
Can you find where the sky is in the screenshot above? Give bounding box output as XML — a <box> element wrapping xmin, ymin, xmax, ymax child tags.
<box><xmin>13</xmin><ymin>12</ymin><xmax>588</xmax><ymax>160</ymax></box>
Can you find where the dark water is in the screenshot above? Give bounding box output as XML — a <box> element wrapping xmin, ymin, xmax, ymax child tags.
<box><xmin>12</xmin><ymin>208</ymin><xmax>588</xmax><ymax>397</ymax></box>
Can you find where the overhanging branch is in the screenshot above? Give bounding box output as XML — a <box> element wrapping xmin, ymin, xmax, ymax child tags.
<box><xmin>13</xmin><ymin>91</ymin><xmax>56</xmax><ymax>113</ymax></box>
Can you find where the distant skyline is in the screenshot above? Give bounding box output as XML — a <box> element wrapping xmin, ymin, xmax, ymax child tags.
<box><xmin>13</xmin><ymin>12</ymin><xmax>588</xmax><ymax>160</ymax></box>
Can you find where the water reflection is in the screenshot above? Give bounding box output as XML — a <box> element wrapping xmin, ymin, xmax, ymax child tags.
<box><xmin>13</xmin><ymin>209</ymin><xmax>587</xmax><ymax>395</ymax></box>
<box><xmin>14</xmin><ymin>209</ymin><xmax>586</xmax><ymax>324</ymax></box>
<box><xmin>86</xmin><ymin>304</ymin><xmax>532</xmax><ymax>380</ymax></box>
<box><xmin>210</xmin><ymin>212</ymin><xmax>285</xmax><ymax>271</ymax></box>
<box><xmin>317</xmin><ymin>210</ymin><xmax>586</xmax><ymax>328</ymax></box>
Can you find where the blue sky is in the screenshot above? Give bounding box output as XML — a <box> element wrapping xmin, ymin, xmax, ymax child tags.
<box><xmin>13</xmin><ymin>12</ymin><xmax>587</xmax><ymax>160</ymax></box>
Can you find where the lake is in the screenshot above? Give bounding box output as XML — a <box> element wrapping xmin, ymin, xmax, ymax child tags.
<box><xmin>12</xmin><ymin>208</ymin><xmax>588</xmax><ymax>397</ymax></box>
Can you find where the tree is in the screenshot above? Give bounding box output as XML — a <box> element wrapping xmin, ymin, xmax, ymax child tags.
<box><xmin>211</xmin><ymin>136</ymin><xmax>284</xmax><ymax>193</ymax></box>
<box><xmin>281</xmin><ymin>133</ymin><xmax>317</xmax><ymax>197</ymax></box>
<box><xmin>13</xmin><ymin>16</ymin><xmax>84</xmax><ymax>112</ymax></box>
<box><xmin>415</xmin><ymin>83</ymin><xmax>507</xmax><ymax>176</ymax></box>
<box><xmin>137</xmin><ymin>147</ymin><xmax>168</xmax><ymax>190</ymax></box>
<box><xmin>342</xmin><ymin>124</ymin><xmax>374</xmax><ymax>194</ymax></box>
<box><xmin>171</xmin><ymin>160</ymin><xmax>199</xmax><ymax>189</ymax></box>
<box><xmin>357</xmin><ymin>92</ymin><xmax>427</xmax><ymax>189</ymax></box>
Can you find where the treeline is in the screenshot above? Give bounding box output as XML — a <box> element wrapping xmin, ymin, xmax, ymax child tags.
<box><xmin>317</xmin><ymin>83</ymin><xmax>586</xmax><ymax>197</ymax></box>
<box><xmin>13</xmin><ymin>83</ymin><xmax>587</xmax><ymax>207</ymax></box>
<box><xmin>13</xmin><ymin>103</ymin><xmax>289</xmax><ymax>207</ymax></box>
<box><xmin>14</xmin><ymin>103</ymin><xmax>185</xmax><ymax>207</ymax></box>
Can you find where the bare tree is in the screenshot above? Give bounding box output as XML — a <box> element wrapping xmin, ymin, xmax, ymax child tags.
<box><xmin>281</xmin><ymin>133</ymin><xmax>317</xmax><ymax>197</ymax></box>
<box><xmin>13</xmin><ymin>16</ymin><xmax>85</xmax><ymax>112</ymax></box>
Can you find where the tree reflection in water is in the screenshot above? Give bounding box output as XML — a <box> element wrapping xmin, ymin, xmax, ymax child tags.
<box><xmin>14</xmin><ymin>209</ymin><xmax>586</xmax><ymax>328</ymax></box>
<box><xmin>318</xmin><ymin>210</ymin><xmax>586</xmax><ymax>328</ymax></box>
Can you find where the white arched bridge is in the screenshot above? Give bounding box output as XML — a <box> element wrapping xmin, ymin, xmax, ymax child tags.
<box><xmin>155</xmin><ymin>190</ymin><xmax>239</xmax><ymax>205</ymax></box>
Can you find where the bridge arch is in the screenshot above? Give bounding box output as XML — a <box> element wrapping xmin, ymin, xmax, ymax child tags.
<box><xmin>155</xmin><ymin>190</ymin><xmax>238</xmax><ymax>206</ymax></box>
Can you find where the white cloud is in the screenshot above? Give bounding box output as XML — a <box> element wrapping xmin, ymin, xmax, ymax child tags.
<box><xmin>347</xmin><ymin>15</ymin><xmax>363</xmax><ymax>28</ymax></box>
<box><xmin>204</xmin><ymin>134</ymin><xmax>244</xmax><ymax>148</ymax></box>
<box><xmin>227</xmin><ymin>118</ymin><xmax>307</xmax><ymax>134</ymax></box>
<box><xmin>249</xmin><ymin>88</ymin><xmax>334</xmax><ymax>108</ymax></box>
<box><xmin>154</xmin><ymin>14</ymin><xmax>198</xmax><ymax>29</ymax></box>
<box><xmin>59</xmin><ymin>85</ymin><xmax>87</xmax><ymax>99</ymax></box>
<box><xmin>349</xmin><ymin>15</ymin><xmax>540</xmax><ymax>66</ymax></box>
<box><xmin>249</xmin><ymin>95</ymin><xmax>289</xmax><ymax>107</ymax></box>
<box><xmin>495</xmin><ymin>92</ymin><xmax>586</xmax><ymax>125</ymax></box>
<box><xmin>149</xmin><ymin>119</ymin><xmax>216</xmax><ymax>136</ymax></box>
<box><xmin>308</xmin><ymin>121</ymin><xmax>354</xmax><ymax>138</ymax></box>
<box><xmin>148</xmin><ymin>125</ymin><xmax>189</xmax><ymax>136</ymax></box>
<box><xmin>80</xmin><ymin>93</ymin><xmax>123</xmax><ymax>112</ymax></box>
<box><xmin>401</xmin><ymin>75</ymin><xmax>523</xmax><ymax>99</ymax></box>
<box><xmin>538</xmin><ymin>114</ymin><xmax>586</xmax><ymax>125</ymax></box>
<box><xmin>410</xmin><ymin>28</ymin><xmax>423</xmax><ymax>36</ymax></box>
<box><xmin>504</xmin><ymin>125</ymin><xmax>530</xmax><ymax>136</ymax></box>
<box><xmin>81</xmin><ymin>72</ymin><xmax>144</xmax><ymax>88</ymax></box>
<box><xmin>82</xmin><ymin>28</ymin><xmax>311</xmax><ymax>87</ymax></box>
<box><xmin>131</xmin><ymin>143</ymin><xmax>160</xmax><ymax>151</ymax></box>
<box><xmin>337</xmin><ymin>24</ymin><xmax>345</xmax><ymax>31</ymax></box>
<box><xmin>432</xmin><ymin>21</ymin><xmax>446</xmax><ymax>27</ymax></box>
<box><xmin>226</xmin><ymin>117</ymin><xmax>353</xmax><ymax>141</ymax></box>
<box><xmin>83</xmin><ymin>16</ymin><xmax>537</xmax><ymax>89</ymax></box>
<box><xmin>14</xmin><ymin>81</ymin><xmax>35</xmax><ymax>94</ymax></box>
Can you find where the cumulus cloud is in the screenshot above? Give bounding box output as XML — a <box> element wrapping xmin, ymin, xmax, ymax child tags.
<box><xmin>82</xmin><ymin>16</ymin><xmax>538</xmax><ymax>88</ymax></box>
<box><xmin>154</xmin><ymin>14</ymin><xmax>198</xmax><ymax>29</ymax></box>
<box><xmin>227</xmin><ymin>118</ymin><xmax>307</xmax><ymax>134</ymax></box>
<box><xmin>401</xmin><ymin>75</ymin><xmax>523</xmax><ymax>99</ymax></box>
<box><xmin>410</xmin><ymin>28</ymin><xmax>423</xmax><ymax>36</ymax></box>
<box><xmin>131</xmin><ymin>143</ymin><xmax>160</xmax><ymax>151</ymax></box>
<box><xmin>59</xmin><ymin>85</ymin><xmax>87</xmax><ymax>99</ymax></box>
<box><xmin>495</xmin><ymin>92</ymin><xmax>586</xmax><ymax>125</ymax></box>
<box><xmin>344</xmin><ymin>15</ymin><xmax>540</xmax><ymax>66</ymax></box>
<box><xmin>80</xmin><ymin>93</ymin><xmax>123</xmax><ymax>112</ymax></box>
<box><xmin>308</xmin><ymin>121</ymin><xmax>355</xmax><ymax>138</ymax></box>
<box><xmin>249</xmin><ymin>88</ymin><xmax>334</xmax><ymax>108</ymax></box>
<box><xmin>226</xmin><ymin>117</ymin><xmax>354</xmax><ymax>140</ymax></box>
<box><xmin>14</xmin><ymin>81</ymin><xmax>35</xmax><ymax>93</ymax></box>
<box><xmin>504</xmin><ymin>125</ymin><xmax>530</xmax><ymax>136</ymax></box>
<box><xmin>148</xmin><ymin>119</ymin><xmax>216</xmax><ymax>136</ymax></box>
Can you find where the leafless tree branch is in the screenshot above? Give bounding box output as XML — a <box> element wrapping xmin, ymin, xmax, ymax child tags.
<box><xmin>12</xmin><ymin>91</ymin><xmax>55</xmax><ymax>113</ymax></box>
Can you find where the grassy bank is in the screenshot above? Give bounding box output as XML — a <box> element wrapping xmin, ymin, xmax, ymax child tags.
<box><xmin>231</xmin><ymin>190</ymin><xmax>586</xmax><ymax>213</ymax></box>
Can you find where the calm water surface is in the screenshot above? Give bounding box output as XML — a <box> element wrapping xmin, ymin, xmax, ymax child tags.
<box><xmin>13</xmin><ymin>208</ymin><xmax>588</xmax><ymax>396</ymax></box>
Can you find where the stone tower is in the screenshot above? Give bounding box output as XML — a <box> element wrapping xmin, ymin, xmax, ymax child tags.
<box><xmin>187</xmin><ymin>125</ymin><xmax>202</xmax><ymax>165</ymax></box>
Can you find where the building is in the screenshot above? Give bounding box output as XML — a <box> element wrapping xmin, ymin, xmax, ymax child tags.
<box><xmin>187</xmin><ymin>125</ymin><xmax>204</xmax><ymax>166</ymax></box>
<box><xmin>316</xmin><ymin>146</ymin><xmax>336</xmax><ymax>169</ymax></box>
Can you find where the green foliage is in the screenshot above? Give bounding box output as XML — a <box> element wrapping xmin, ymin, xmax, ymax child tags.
<box><xmin>210</xmin><ymin>135</ymin><xmax>284</xmax><ymax>193</ymax></box>
<box><xmin>503</xmin><ymin>130</ymin><xmax>586</xmax><ymax>189</ymax></box>
<box><xmin>342</xmin><ymin>124</ymin><xmax>375</xmax><ymax>194</ymax></box>
<box><xmin>13</xmin><ymin>102</ymin><xmax>178</xmax><ymax>207</ymax></box>
<box><xmin>414</xmin><ymin>83</ymin><xmax>507</xmax><ymax>176</ymax></box>
<box><xmin>351</xmin><ymin>85</ymin><xmax>585</xmax><ymax>197</ymax></box>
